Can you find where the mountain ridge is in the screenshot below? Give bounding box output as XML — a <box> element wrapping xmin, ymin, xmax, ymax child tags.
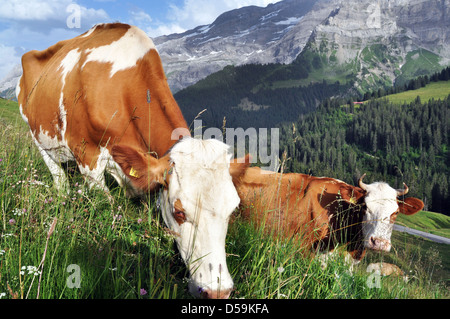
<box><xmin>154</xmin><ymin>0</ymin><xmax>450</xmax><ymax>92</ymax></box>
<box><xmin>1</xmin><ymin>0</ymin><xmax>449</xmax><ymax>98</ymax></box>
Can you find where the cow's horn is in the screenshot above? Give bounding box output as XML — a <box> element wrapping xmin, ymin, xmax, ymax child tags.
<box><xmin>397</xmin><ymin>183</ymin><xmax>409</xmax><ymax>197</ymax></box>
<box><xmin>359</xmin><ymin>173</ymin><xmax>368</xmax><ymax>191</ymax></box>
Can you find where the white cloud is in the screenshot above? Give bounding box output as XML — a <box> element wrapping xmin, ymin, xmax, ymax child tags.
<box><xmin>146</xmin><ymin>24</ymin><xmax>187</xmax><ymax>38</ymax></box>
<box><xmin>128</xmin><ymin>9</ymin><xmax>155</xmax><ymax>34</ymax></box>
<box><xmin>0</xmin><ymin>0</ymin><xmax>110</xmax><ymax>81</ymax></box>
<box><xmin>0</xmin><ymin>0</ymin><xmax>109</xmax><ymax>32</ymax></box>
<box><xmin>129</xmin><ymin>9</ymin><xmax>152</xmax><ymax>24</ymax></box>
<box><xmin>0</xmin><ymin>45</ymin><xmax>20</xmax><ymax>84</ymax></box>
<box><xmin>143</xmin><ymin>0</ymin><xmax>281</xmax><ymax>37</ymax></box>
<box><xmin>168</xmin><ymin>0</ymin><xmax>281</xmax><ymax>30</ymax></box>
<box><xmin>0</xmin><ymin>0</ymin><xmax>55</xmax><ymax>21</ymax></box>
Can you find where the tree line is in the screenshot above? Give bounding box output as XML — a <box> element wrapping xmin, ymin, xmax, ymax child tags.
<box><xmin>175</xmin><ymin>62</ymin><xmax>348</xmax><ymax>129</ymax></box>
<box><xmin>361</xmin><ymin>66</ymin><xmax>450</xmax><ymax>101</ymax></box>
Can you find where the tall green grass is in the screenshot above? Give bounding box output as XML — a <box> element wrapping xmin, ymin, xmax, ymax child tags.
<box><xmin>0</xmin><ymin>100</ymin><xmax>448</xmax><ymax>299</ymax></box>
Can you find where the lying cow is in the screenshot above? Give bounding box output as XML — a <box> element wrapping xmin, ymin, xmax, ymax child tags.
<box><xmin>229</xmin><ymin>161</ymin><xmax>424</xmax><ymax>262</ymax></box>
<box><xmin>17</xmin><ymin>23</ymin><xmax>244</xmax><ymax>299</ymax></box>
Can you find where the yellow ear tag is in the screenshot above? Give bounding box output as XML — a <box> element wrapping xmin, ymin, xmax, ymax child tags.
<box><xmin>349</xmin><ymin>196</ymin><xmax>357</xmax><ymax>204</ymax></box>
<box><xmin>129</xmin><ymin>167</ymin><xmax>140</xmax><ymax>178</ymax></box>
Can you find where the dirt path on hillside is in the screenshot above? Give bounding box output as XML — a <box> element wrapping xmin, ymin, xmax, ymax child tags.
<box><xmin>393</xmin><ymin>225</ymin><xmax>450</xmax><ymax>245</ymax></box>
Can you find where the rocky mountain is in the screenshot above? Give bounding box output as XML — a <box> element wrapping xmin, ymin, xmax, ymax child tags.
<box><xmin>154</xmin><ymin>0</ymin><xmax>321</xmax><ymax>92</ymax></box>
<box><xmin>155</xmin><ymin>0</ymin><xmax>450</xmax><ymax>92</ymax></box>
<box><xmin>2</xmin><ymin>0</ymin><xmax>449</xmax><ymax>98</ymax></box>
<box><xmin>307</xmin><ymin>0</ymin><xmax>450</xmax><ymax>91</ymax></box>
<box><xmin>0</xmin><ymin>64</ymin><xmax>21</xmax><ymax>100</ymax></box>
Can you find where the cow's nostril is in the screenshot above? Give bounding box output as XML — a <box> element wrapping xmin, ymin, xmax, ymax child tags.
<box><xmin>200</xmin><ymin>289</ymin><xmax>210</xmax><ymax>299</ymax></box>
<box><xmin>369</xmin><ymin>237</ymin><xmax>391</xmax><ymax>252</ymax></box>
<box><xmin>201</xmin><ymin>288</ymin><xmax>232</xmax><ymax>299</ymax></box>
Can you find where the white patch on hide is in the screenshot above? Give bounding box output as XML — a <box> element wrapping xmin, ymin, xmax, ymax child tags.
<box><xmin>80</xmin><ymin>24</ymin><xmax>103</xmax><ymax>38</ymax></box>
<box><xmin>36</xmin><ymin>126</ymin><xmax>74</xmax><ymax>163</ymax></box>
<box><xmin>32</xmin><ymin>132</ymin><xmax>73</xmax><ymax>191</ymax></box>
<box><xmin>19</xmin><ymin>103</ymin><xmax>28</xmax><ymax>125</ymax></box>
<box><xmin>82</xmin><ymin>26</ymin><xmax>156</xmax><ymax>78</ymax></box>
<box><xmin>15</xmin><ymin>75</ymin><xmax>21</xmax><ymax>100</ymax></box>
<box><xmin>58</xmin><ymin>49</ymin><xmax>81</xmax><ymax>87</ymax></box>
<box><xmin>57</xmin><ymin>48</ymin><xmax>81</xmax><ymax>138</ymax></box>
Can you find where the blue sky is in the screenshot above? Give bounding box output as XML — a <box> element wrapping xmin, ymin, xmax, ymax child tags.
<box><xmin>0</xmin><ymin>0</ymin><xmax>281</xmax><ymax>81</ymax></box>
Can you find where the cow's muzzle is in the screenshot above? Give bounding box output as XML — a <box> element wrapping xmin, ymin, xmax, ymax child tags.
<box><xmin>200</xmin><ymin>288</ymin><xmax>233</xmax><ymax>299</ymax></box>
<box><xmin>368</xmin><ymin>237</ymin><xmax>391</xmax><ymax>252</ymax></box>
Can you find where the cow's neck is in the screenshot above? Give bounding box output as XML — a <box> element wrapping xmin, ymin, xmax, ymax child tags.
<box><xmin>326</xmin><ymin>202</ymin><xmax>366</xmax><ymax>260</ymax></box>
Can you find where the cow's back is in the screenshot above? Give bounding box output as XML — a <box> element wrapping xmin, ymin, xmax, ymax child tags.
<box><xmin>236</xmin><ymin>168</ymin><xmax>365</xmax><ymax>247</ymax></box>
<box><xmin>17</xmin><ymin>23</ymin><xmax>188</xmax><ymax>192</ymax></box>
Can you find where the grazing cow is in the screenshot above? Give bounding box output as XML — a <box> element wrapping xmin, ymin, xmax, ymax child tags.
<box><xmin>17</xmin><ymin>23</ymin><xmax>244</xmax><ymax>299</ymax></box>
<box><xmin>230</xmin><ymin>162</ymin><xmax>424</xmax><ymax>263</ymax></box>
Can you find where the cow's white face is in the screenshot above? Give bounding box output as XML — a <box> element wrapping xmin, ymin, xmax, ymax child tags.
<box><xmin>159</xmin><ymin>138</ymin><xmax>240</xmax><ymax>299</ymax></box>
<box><xmin>361</xmin><ymin>182</ymin><xmax>399</xmax><ymax>252</ymax></box>
<box><xmin>356</xmin><ymin>174</ymin><xmax>423</xmax><ymax>253</ymax></box>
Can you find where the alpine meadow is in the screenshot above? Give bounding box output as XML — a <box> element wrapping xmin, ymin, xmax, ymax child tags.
<box><xmin>1</xmin><ymin>0</ymin><xmax>450</xmax><ymax>302</ymax></box>
<box><xmin>1</xmin><ymin>83</ymin><xmax>449</xmax><ymax>298</ymax></box>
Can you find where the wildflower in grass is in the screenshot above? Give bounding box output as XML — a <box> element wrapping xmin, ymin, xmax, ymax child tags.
<box><xmin>12</xmin><ymin>208</ymin><xmax>26</xmax><ymax>216</ymax></box>
<box><xmin>0</xmin><ymin>250</ymin><xmax>5</xmax><ymax>255</ymax></box>
<box><xmin>0</xmin><ymin>292</ymin><xmax>6</xmax><ymax>299</ymax></box>
<box><xmin>9</xmin><ymin>219</ymin><xmax>15</xmax><ymax>225</ymax></box>
<box><xmin>112</xmin><ymin>215</ymin><xmax>122</xmax><ymax>223</ymax></box>
<box><xmin>277</xmin><ymin>266</ymin><xmax>285</xmax><ymax>274</ymax></box>
<box><xmin>20</xmin><ymin>266</ymin><xmax>41</xmax><ymax>276</ymax></box>
<box><xmin>137</xmin><ymin>218</ymin><xmax>143</xmax><ymax>224</ymax></box>
<box><xmin>28</xmin><ymin>179</ymin><xmax>49</xmax><ymax>187</ymax></box>
<box><xmin>140</xmin><ymin>288</ymin><xmax>147</xmax><ymax>296</ymax></box>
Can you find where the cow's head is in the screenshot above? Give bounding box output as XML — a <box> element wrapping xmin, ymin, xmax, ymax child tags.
<box><xmin>349</xmin><ymin>174</ymin><xmax>424</xmax><ymax>252</ymax></box>
<box><xmin>112</xmin><ymin>137</ymin><xmax>249</xmax><ymax>299</ymax></box>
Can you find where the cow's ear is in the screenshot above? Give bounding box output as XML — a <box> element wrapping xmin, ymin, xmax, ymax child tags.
<box><xmin>339</xmin><ymin>184</ymin><xmax>365</xmax><ymax>205</ymax></box>
<box><xmin>229</xmin><ymin>154</ymin><xmax>252</xmax><ymax>186</ymax></box>
<box><xmin>111</xmin><ymin>144</ymin><xmax>171</xmax><ymax>192</ymax></box>
<box><xmin>399</xmin><ymin>197</ymin><xmax>424</xmax><ymax>215</ymax></box>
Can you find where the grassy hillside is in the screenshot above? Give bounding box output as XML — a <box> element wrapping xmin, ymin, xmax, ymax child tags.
<box><xmin>396</xmin><ymin>49</ymin><xmax>444</xmax><ymax>86</ymax></box>
<box><xmin>383</xmin><ymin>81</ymin><xmax>450</xmax><ymax>105</ymax></box>
<box><xmin>1</xmin><ymin>98</ymin><xmax>448</xmax><ymax>299</ymax></box>
<box><xmin>367</xmin><ymin>230</ymin><xmax>450</xmax><ymax>288</ymax></box>
<box><xmin>397</xmin><ymin>211</ymin><xmax>450</xmax><ymax>239</ymax></box>
<box><xmin>0</xmin><ymin>98</ymin><xmax>25</xmax><ymax>126</ymax></box>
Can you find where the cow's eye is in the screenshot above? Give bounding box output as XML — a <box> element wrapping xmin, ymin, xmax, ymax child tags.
<box><xmin>172</xmin><ymin>199</ymin><xmax>186</xmax><ymax>225</ymax></box>
<box><xmin>173</xmin><ymin>210</ymin><xmax>186</xmax><ymax>225</ymax></box>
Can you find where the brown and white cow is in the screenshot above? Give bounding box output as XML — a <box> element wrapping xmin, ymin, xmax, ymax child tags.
<box><xmin>16</xmin><ymin>23</ymin><xmax>244</xmax><ymax>299</ymax></box>
<box><xmin>230</xmin><ymin>162</ymin><xmax>424</xmax><ymax>263</ymax></box>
